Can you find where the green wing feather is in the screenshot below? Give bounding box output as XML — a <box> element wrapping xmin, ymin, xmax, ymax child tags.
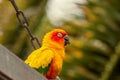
<box><xmin>36</xmin><ymin>63</ymin><xmax>51</xmax><ymax>75</ymax></box>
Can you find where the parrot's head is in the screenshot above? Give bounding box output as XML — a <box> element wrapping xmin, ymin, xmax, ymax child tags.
<box><xmin>42</xmin><ymin>29</ymin><xmax>70</xmax><ymax>48</ymax></box>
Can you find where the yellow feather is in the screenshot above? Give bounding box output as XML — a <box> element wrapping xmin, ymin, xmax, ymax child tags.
<box><xmin>25</xmin><ymin>47</ymin><xmax>54</xmax><ymax>68</ymax></box>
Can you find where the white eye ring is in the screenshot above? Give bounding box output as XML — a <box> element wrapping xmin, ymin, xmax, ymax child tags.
<box><xmin>57</xmin><ymin>33</ymin><xmax>63</xmax><ymax>38</ymax></box>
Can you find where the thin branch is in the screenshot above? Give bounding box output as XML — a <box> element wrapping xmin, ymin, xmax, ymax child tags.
<box><xmin>99</xmin><ymin>42</ymin><xmax>120</xmax><ymax>80</ymax></box>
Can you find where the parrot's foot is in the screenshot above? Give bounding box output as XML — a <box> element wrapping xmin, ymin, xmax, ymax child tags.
<box><xmin>55</xmin><ymin>76</ymin><xmax>61</xmax><ymax>80</ymax></box>
<box><xmin>48</xmin><ymin>76</ymin><xmax>61</xmax><ymax>80</ymax></box>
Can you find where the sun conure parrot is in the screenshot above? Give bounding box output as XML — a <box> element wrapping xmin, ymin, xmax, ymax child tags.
<box><xmin>25</xmin><ymin>29</ymin><xmax>70</xmax><ymax>79</ymax></box>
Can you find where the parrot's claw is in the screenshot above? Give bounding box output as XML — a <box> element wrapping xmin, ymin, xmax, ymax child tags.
<box><xmin>47</xmin><ymin>76</ymin><xmax>61</xmax><ymax>80</ymax></box>
<box><xmin>55</xmin><ymin>76</ymin><xmax>61</xmax><ymax>80</ymax></box>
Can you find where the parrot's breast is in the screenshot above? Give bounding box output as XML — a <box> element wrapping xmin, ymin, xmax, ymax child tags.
<box><xmin>46</xmin><ymin>49</ymin><xmax>65</xmax><ymax>79</ymax></box>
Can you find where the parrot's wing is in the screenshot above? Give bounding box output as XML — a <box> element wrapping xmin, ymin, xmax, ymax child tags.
<box><xmin>25</xmin><ymin>48</ymin><xmax>54</xmax><ymax>70</ymax></box>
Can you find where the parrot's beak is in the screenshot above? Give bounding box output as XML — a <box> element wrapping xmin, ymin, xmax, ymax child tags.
<box><xmin>64</xmin><ymin>35</ymin><xmax>70</xmax><ymax>46</ymax></box>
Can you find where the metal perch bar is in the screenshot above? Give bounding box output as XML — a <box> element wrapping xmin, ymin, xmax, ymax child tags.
<box><xmin>0</xmin><ymin>44</ymin><xmax>47</xmax><ymax>80</ymax></box>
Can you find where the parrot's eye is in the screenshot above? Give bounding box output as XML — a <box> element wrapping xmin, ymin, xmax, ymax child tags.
<box><xmin>57</xmin><ymin>33</ymin><xmax>63</xmax><ymax>38</ymax></box>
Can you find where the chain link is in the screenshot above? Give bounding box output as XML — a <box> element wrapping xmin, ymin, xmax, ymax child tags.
<box><xmin>9</xmin><ymin>0</ymin><xmax>41</xmax><ymax>49</ymax></box>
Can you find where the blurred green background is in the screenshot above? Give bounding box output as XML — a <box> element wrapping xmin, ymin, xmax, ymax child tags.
<box><xmin>0</xmin><ymin>0</ymin><xmax>120</xmax><ymax>80</ymax></box>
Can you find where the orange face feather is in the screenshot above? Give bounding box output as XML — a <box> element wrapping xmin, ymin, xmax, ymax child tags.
<box><xmin>51</xmin><ymin>31</ymin><xmax>66</xmax><ymax>42</ymax></box>
<box><xmin>42</xmin><ymin>29</ymin><xmax>69</xmax><ymax>47</ymax></box>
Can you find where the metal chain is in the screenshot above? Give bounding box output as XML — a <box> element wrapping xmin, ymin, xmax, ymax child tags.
<box><xmin>9</xmin><ymin>0</ymin><xmax>41</xmax><ymax>49</ymax></box>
